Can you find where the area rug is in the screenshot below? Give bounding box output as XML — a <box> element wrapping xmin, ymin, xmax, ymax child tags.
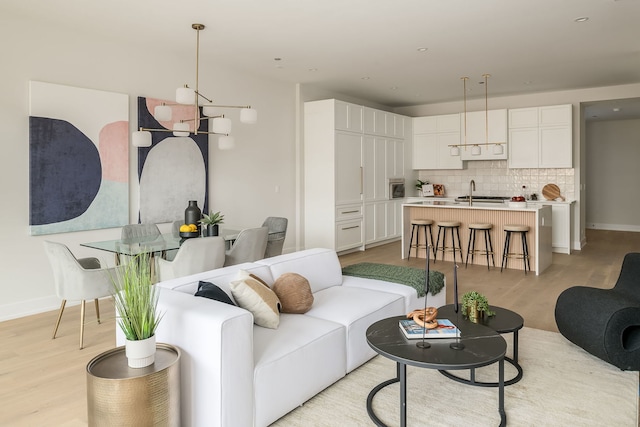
<box><xmin>342</xmin><ymin>262</ymin><xmax>444</xmax><ymax>297</ymax></box>
<box><xmin>271</xmin><ymin>327</ymin><xmax>638</xmax><ymax>426</ymax></box>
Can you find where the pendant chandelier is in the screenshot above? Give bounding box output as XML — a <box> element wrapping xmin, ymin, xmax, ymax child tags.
<box><xmin>132</xmin><ymin>23</ymin><xmax>257</xmax><ymax>150</ymax></box>
<box><xmin>450</xmin><ymin>73</ymin><xmax>505</xmax><ymax>156</ymax></box>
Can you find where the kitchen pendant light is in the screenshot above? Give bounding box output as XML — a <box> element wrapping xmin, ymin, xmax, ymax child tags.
<box><xmin>450</xmin><ymin>76</ymin><xmax>469</xmax><ymax>156</ymax></box>
<box><xmin>482</xmin><ymin>73</ymin><xmax>506</xmax><ymax>156</ymax></box>
<box><xmin>131</xmin><ymin>23</ymin><xmax>257</xmax><ymax>149</ymax></box>
<box><xmin>471</xmin><ymin>145</ymin><xmax>481</xmax><ymax>156</ymax></box>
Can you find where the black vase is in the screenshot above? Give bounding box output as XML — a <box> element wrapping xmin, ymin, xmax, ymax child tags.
<box><xmin>184</xmin><ymin>200</ymin><xmax>201</xmax><ymax>234</ymax></box>
<box><xmin>206</xmin><ymin>224</ymin><xmax>219</xmax><ymax>237</ymax></box>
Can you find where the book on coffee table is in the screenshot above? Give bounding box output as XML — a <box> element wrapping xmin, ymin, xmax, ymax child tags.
<box><xmin>399</xmin><ymin>318</ymin><xmax>459</xmax><ymax>339</ymax></box>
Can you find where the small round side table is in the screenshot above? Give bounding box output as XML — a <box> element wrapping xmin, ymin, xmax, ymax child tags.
<box><xmin>438</xmin><ymin>304</ymin><xmax>524</xmax><ymax>387</ymax></box>
<box><xmin>86</xmin><ymin>343</ymin><xmax>181</xmax><ymax>426</ymax></box>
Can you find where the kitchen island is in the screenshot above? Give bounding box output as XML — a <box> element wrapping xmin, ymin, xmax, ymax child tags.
<box><xmin>402</xmin><ymin>201</ymin><xmax>552</xmax><ymax>275</ymax></box>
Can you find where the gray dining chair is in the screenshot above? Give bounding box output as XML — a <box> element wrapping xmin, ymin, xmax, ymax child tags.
<box><xmin>121</xmin><ymin>223</ymin><xmax>161</xmax><ymax>243</ymax></box>
<box><xmin>43</xmin><ymin>241</ymin><xmax>120</xmax><ymax>349</ymax></box>
<box><xmin>262</xmin><ymin>217</ymin><xmax>288</xmax><ymax>258</ymax></box>
<box><xmin>156</xmin><ymin>236</ymin><xmax>226</xmax><ymax>282</ymax></box>
<box><xmin>224</xmin><ymin>227</ymin><xmax>269</xmax><ymax>266</ymax></box>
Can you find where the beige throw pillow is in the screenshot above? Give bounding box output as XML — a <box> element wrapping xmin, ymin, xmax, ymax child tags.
<box><xmin>272</xmin><ymin>273</ymin><xmax>314</xmax><ymax>314</ymax></box>
<box><xmin>230</xmin><ymin>271</ymin><xmax>281</xmax><ymax>329</ymax></box>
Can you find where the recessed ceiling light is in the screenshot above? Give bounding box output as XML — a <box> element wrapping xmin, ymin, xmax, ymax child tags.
<box><xmin>390</xmin><ymin>86</ymin><xmax>399</xmax><ymax>91</ymax></box>
<box><xmin>274</xmin><ymin>58</ymin><xmax>282</xmax><ymax>61</ymax></box>
<box><xmin>417</xmin><ymin>47</ymin><xmax>428</xmax><ymax>52</ymax></box>
<box><xmin>361</xmin><ymin>76</ymin><xmax>370</xmax><ymax>80</ymax></box>
<box><xmin>574</xmin><ymin>17</ymin><xmax>589</xmax><ymax>23</ymax></box>
<box><xmin>613</xmin><ymin>107</ymin><xmax>621</xmax><ymax>112</ymax></box>
<box><xmin>308</xmin><ymin>68</ymin><xmax>318</xmax><ymax>72</ymax></box>
<box><xmin>523</xmin><ymin>80</ymin><xmax>533</xmax><ymax>85</ymax></box>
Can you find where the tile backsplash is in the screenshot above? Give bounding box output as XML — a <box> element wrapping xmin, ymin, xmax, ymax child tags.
<box><xmin>416</xmin><ymin>160</ymin><xmax>575</xmax><ymax>200</ymax></box>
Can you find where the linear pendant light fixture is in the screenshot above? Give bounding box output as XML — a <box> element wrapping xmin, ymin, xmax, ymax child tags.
<box><xmin>131</xmin><ymin>23</ymin><xmax>257</xmax><ymax>150</ymax></box>
<box><xmin>449</xmin><ymin>73</ymin><xmax>505</xmax><ymax>156</ymax></box>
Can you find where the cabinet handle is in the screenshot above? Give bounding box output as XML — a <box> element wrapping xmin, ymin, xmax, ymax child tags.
<box><xmin>360</xmin><ymin>166</ymin><xmax>363</xmax><ymax>195</ymax></box>
<box><xmin>342</xmin><ymin>210</ymin><xmax>359</xmax><ymax>214</ymax></box>
<box><xmin>342</xmin><ymin>225</ymin><xmax>360</xmax><ymax>230</ymax></box>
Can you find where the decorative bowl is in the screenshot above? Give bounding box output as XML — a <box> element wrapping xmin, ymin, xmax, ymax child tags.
<box><xmin>179</xmin><ymin>231</ymin><xmax>200</xmax><ymax>238</ymax></box>
<box><xmin>508</xmin><ymin>201</ymin><xmax>527</xmax><ymax>208</ymax></box>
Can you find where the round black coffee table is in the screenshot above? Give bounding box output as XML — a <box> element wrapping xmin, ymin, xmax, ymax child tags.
<box><xmin>438</xmin><ymin>304</ymin><xmax>524</xmax><ymax>387</ymax></box>
<box><xmin>366</xmin><ymin>315</ymin><xmax>507</xmax><ymax>427</ymax></box>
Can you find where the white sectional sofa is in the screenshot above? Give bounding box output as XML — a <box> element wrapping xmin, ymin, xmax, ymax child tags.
<box><xmin>116</xmin><ymin>248</ymin><xmax>446</xmax><ymax>427</ymax></box>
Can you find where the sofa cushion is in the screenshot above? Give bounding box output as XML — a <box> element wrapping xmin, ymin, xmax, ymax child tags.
<box><xmin>230</xmin><ymin>270</ymin><xmax>281</xmax><ymax>329</ymax></box>
<box><xmin>272</xmin><ymin>273</ymin><xmax>314</xmax><ymax>314</ymax></box>
<box><xmin>256</xmin><ymin>248</ymin><xmax>343</xmax><ymax>293</ymax></box>
<box><xmin>194</xmin><ymin>281</ymin><xmax>236</xmax><ymax>306</ymax></box>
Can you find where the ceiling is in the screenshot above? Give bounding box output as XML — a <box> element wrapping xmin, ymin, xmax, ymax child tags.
<box><xmin>4</xmin><ymin>0</ymin><xmax>640</xmax><ymax>118</ymax></box>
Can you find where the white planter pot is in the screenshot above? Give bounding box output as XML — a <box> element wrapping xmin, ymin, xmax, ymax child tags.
<box><xmin>125</xmin><ymin>335</ymin><xmax>156</xmax><ymax>368</ymax></box>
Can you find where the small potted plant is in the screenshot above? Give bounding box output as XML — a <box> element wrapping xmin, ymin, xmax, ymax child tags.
<box><xmin>199</xmin><ymin>210</ymin><xmax>225</xmax><ymax>236</ymax></box>
<box><xmin>415</xmin><ymin>179</ymin><xmax>429</xmax><ymax>196</ymax></box>
<box><xmin>461</xmin><ymin>291</ymin><xmax>495</xmax><ymax>323</ymax></box>
<box><xmin>112</xmin><ymin>253</ymin><xmax>163</xmax><ymax>368</ymax></box>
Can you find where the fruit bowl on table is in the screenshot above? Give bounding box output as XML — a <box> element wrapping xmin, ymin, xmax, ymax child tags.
<box><xmin>179</xmin><ymin>231</ymin><xmax>200</xmax><ymax>238</ymax></box>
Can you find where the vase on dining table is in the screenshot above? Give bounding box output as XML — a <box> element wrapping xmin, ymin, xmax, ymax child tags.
<box><xmin>184</xmin><ymin>200</ymin><xmax>201</xmax><ymax>235</ymax></box>
<box><xmin>205</xmin><ymin>224</ymin><xmax>219</xmax><ymax>237</ymax></box>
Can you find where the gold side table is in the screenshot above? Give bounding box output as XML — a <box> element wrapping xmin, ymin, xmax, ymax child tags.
<box><xmin>87</xmin><ymin>343</ymin><xmax>181</xmax><ymax>426</ymax></box>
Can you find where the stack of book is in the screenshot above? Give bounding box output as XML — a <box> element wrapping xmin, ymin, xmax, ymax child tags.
<box><xmin>399</xmin><ymin>318</ymin><xmax>459</xmax><ymax>339</ymax></box>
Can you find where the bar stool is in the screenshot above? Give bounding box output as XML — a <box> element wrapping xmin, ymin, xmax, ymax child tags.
<box><xmin>501</xmin><ymin>225</ymin><xmax>531</xmax><ymax>274</ymax></box>
<box><xmin>466</xmin><ymin>223</ymin><xmax>495</xmax><ymax>270</ymax></box>
<box><xmin>434</xmin><ymin>221</ymin><xmax>463</xmax><ymax>263</ymax></box>
<box><xmin>407</xmin><ymin>219</ymin><xmax>434</xmax><ymax>259</ymax></box>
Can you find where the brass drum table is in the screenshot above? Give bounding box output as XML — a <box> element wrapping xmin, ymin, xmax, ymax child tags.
<box><xmin>86</xmin><ymin>343</ymin><xmax>181</xmax><ymax>426</ymax></box>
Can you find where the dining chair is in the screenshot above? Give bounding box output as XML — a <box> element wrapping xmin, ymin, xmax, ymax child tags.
<box><xmin>224</xmin><ymin>227</ymin><xmax>269</xmax><ymax>266</ymax></box>
<box><xmin>262</xmin><ymin>217</ymin><xmax>288</xmax><ymax>258</ymax></box>
<box><xmin>121</xmin><ymin>223</ymin><xmax>161</xmax><ymax>243</ymax></box>
<box><xmin>156</xmin><ymin>236</ymin><xmax>226</xmax><ymax>282</ymax></box>
<box><xmin>43</xmin><ymin>241</ymin><xmax>120</xmax><ymax>349</ymax></box>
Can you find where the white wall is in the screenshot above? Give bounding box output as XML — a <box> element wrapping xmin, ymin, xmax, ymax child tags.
<box><xmin>0</xmin><ymin>15</ymin><xmax>296</xmax><ymax>320</ymax></box>
<box><xmin>585</xmin><ymin>119</ymin><xmax>640</xmax><ymax>231</ymax></box>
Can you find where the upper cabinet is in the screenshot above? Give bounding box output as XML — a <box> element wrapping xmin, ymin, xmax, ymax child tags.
<box><xmin>459</xmin><ymin>109</ymin><xmax>508</xmax><ymax>160</ymax></box>
<box><xmin>412</xmin><ymin>114</ymin><xmax>464</xmax><ymax>170</ymax></box>
<box><xmin>335</xmin><ymin>101</ymin><xmax>363</xmax><ymax>132</ymax></box>
<box><xmin>508</xmin><ymin>104</ymin><xmax>572</xmax><ymax>169</ymax></box>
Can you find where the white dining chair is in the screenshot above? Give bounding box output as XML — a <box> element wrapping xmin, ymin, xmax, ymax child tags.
<box><xmin>262</xmin><ymin>217</ymin><xmax>288</xmax><ymax>258</ymax></box>
<box><xmin>156</xmin><ymin>236</ymin><xmax>226</xmax><ymax>282</ymax></box>
<box><xmin>43</xmin><ymin>241</ymin><xmax>120</xmax><ymax>349</ymax></box>
<box><xmin>224</xmin><ymin>227</ymin><xmax>269</xmax><ymax>266</ymax></box>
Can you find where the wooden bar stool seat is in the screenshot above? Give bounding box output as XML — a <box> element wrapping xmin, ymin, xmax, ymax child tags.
<box><xmin>434</xmin><ymin>221</ymin><xmax>463</xmax><ymax>263</ymax></box>
<box><xmin>407</xmin><ymin>219</ymin><xmax>434</xmax><ymax>259</ymax></box>
<box><xmin>466</xmin><ymin>223</ymin><xmax>495</xmax><ymax>270</ymax></box>
<box><xmin>501</xmin><ymin>224</ymin><xmax>531</xmax><ymax>274</ymax></box>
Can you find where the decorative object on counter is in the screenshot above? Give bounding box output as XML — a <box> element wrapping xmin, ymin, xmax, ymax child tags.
<box><xmin>542</xmin><ymin>183</ymin><xmax>565</xmax><ymax>201</ymax></box>
<box><xmin>461</xmin><ymin>291</ymin><xmax>495</xmax><ymax>323</ymax></box>
<box><xmin>184</xmin><ymin>200</ymin><xmax>202</xmax><ymax>235</ymax></box>
<box><xmin>530</xmin><ymin>193</ymin><xmax>538</xmax><ymax>201</ymax></box>
<box><xmin>508</xmin><ymin>195</ymin><xmax>527</xmax><ymax>208</ymax></box>
<box><xmin>200</xmin><ymin>210</ymin><xmax>224</xmax><ymax>236</ymax></box>
<box><xmin>415</xmin><ymin>179</ymin><xmax>429</xmax><ymax>196</ymax></box>
<box><xmin>111</xmin><ymin>253</ymin><xmax>163</xmax><ymax>368</ymax></box>
<box><xmin>130</xmin><ymin>23</ymin><xmax>257</xmax><ymax>150</ymax></box>
<box><xmin>432</xmin><ymin>184</ymin><xmax>445</xmax><ymax>196</ymax></box>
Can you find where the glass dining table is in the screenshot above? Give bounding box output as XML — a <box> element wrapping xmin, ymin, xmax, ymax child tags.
<box><xmin>81</xmin><ymin>228</ymin><xmax>244</xmax><ymax>266</ymax></box>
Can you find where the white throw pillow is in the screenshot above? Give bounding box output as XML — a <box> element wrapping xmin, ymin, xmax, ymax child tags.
<box><xmin>230</xmin><ymin>270</ymin><xmax>281</xmax><ymax>329</ymax></box>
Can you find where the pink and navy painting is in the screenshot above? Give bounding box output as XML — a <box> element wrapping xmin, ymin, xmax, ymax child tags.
<box><xmin>29</xmin><ymin>81</ymin><xmax>129</xmax><ymax>235</ymax></box>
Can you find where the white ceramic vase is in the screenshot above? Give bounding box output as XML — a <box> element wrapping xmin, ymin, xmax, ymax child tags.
<box><xmin>125</xmin><ymin>335</ymin><xmax>156</xmax><ymax>368</ymax></box>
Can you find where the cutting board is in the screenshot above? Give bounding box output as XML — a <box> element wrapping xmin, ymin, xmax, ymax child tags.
<box><xmin>542</xmin><ymin>183</ymin><xmax>565</xmax><ymax>201</ymax></box>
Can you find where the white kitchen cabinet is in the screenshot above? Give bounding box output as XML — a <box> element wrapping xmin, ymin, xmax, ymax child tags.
<box><xmin>413</xmin><ymin>114</ymin><xmax>463</xmax><ymax>170</ymax></box>
<box><xmin>364</xmin><ymin>200</ymin><xmax>403</xmax><ymax>245</ymax></box>
<box><xmin>305</xmin><ymin>99</ymin><xmax>408</xmax><ymax>252</ymax></box>
<box><xmin>528</xmin><ymin>201</ymin><xmax>573</xmax><ymax>254</ymax></box>
<box><xmin>508</xmin><ymin>104</ymin><xmax>572</xmax><ymax>169</ymax></box>
<box><xmin>460</xmin><ymin>109</ymin><xmax>508</xmax><ymax>160</ymax></box>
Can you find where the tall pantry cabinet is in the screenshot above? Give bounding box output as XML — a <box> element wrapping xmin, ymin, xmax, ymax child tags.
<box><xmin>304</xmin><ymin>99</ymin><xmax>407</xmax><ymax>252</ymax></box>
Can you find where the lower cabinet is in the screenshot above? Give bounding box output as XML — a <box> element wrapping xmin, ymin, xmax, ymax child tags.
<box><xmin>336</xmin><ymin>218</ymin><xmax>364</xmax><ymax>252</ymax></box>
<box><xmin>365</xmin><ymin>200</ymin><xmax>403</xmax><ymax>245</ymax></box>
<box><xmin>529</xmin><ymin>202</ymin><xmax>573</xmax><ymax>254</ymax></box>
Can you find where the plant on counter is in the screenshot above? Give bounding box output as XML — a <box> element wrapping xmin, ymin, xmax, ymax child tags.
<box><xmin>461</xmin><ymin>291</ymin><xmax>495</xmax><ymax>322</ymax></box>
<box><xmin>199</xmin><ymin>210</ymin><xmax>225</xmax><ymax>226</ymax></box>
<box><xmin>415</xmin><ymin>179</ymin><xmax>429</xmax><ymax>192</ymax></box>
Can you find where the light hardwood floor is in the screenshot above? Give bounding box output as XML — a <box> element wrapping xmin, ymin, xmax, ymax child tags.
<box><xmin>1</xmin><ymin>229</ymin><xmax>638</xmax><ymax>426</ymax></box>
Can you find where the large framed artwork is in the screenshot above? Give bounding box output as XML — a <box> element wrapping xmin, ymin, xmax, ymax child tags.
<box><xmin>136</xmin><ymin>97</ymin><xmax>208</xmax><ymax>224</ymax></box>
<box><xmin>29</xmin><ymin>81</ymin><xmax>129</xmax><ymax>235</ymax></box>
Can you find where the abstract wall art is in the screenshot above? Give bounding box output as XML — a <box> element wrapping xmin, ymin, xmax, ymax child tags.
<box><xmin>136</xmin><ymin>97</ymin><xmax>209</xmax><ymax>224</ymax></box>
<box><xmin>29</xmin><ymin>81</ymin><xmax>129</xmax><ymax>235</ymax></box>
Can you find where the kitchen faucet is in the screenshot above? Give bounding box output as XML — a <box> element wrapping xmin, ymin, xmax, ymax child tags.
<box><xmin>469</xmin><ymin>179</ymin><xmax>476</xmax><ymax>206</ymax></box>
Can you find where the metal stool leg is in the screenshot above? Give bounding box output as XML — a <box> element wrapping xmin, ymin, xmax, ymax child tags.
<box><xmin>501</xmin><ymin>231</ymin><xmax>511</xmax><ymax>272</ymax></box>
<box><xmin>465</xmin><ymin>228</ymin><xmax>474</xmax><ymax>267</ymax></box>
<box><xmin>434</xmin><ymin>226</ymin><xmax>443</xmax><ymax>263</ymax></box>
<box><xmin>454</xmin><ymin>226</ymin><xmax>463</xmax><ymax>264</ymax></box>
<box><xmin>522</xmin><ymin>231</ymin><xmax>530</xmax><ymax>274</ymax></box>
<box><xmin>484</xmin><ymin>229</ymin><xmax>495</xmax><ymax>269</ymax></box>
<box><xmin>408</xmin><ymin>224</ymin><xmax>416</xmax><ymax>259</ymax></box>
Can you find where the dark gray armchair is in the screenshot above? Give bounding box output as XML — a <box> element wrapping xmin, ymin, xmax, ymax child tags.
<box><xmin>555</xmin><ymin>252</ymin><xmax>640</xmax><ymax>371</ymax></box>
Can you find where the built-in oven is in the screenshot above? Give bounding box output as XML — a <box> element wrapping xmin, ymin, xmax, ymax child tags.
<box><xmin>389</xmin><ymin>178</ymin><xmax>405</xmax><ymax>199</ymax></box>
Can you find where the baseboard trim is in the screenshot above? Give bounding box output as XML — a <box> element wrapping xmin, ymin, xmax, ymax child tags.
<box><xmin>0</xmin><ymin>295</ymin><xmax>61</xmax><ymax>322</ymax></box>
<box><xmin>586</xmin><ymin>224</ymin><xmax>640</xmax><ymax>232</ymax></box>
